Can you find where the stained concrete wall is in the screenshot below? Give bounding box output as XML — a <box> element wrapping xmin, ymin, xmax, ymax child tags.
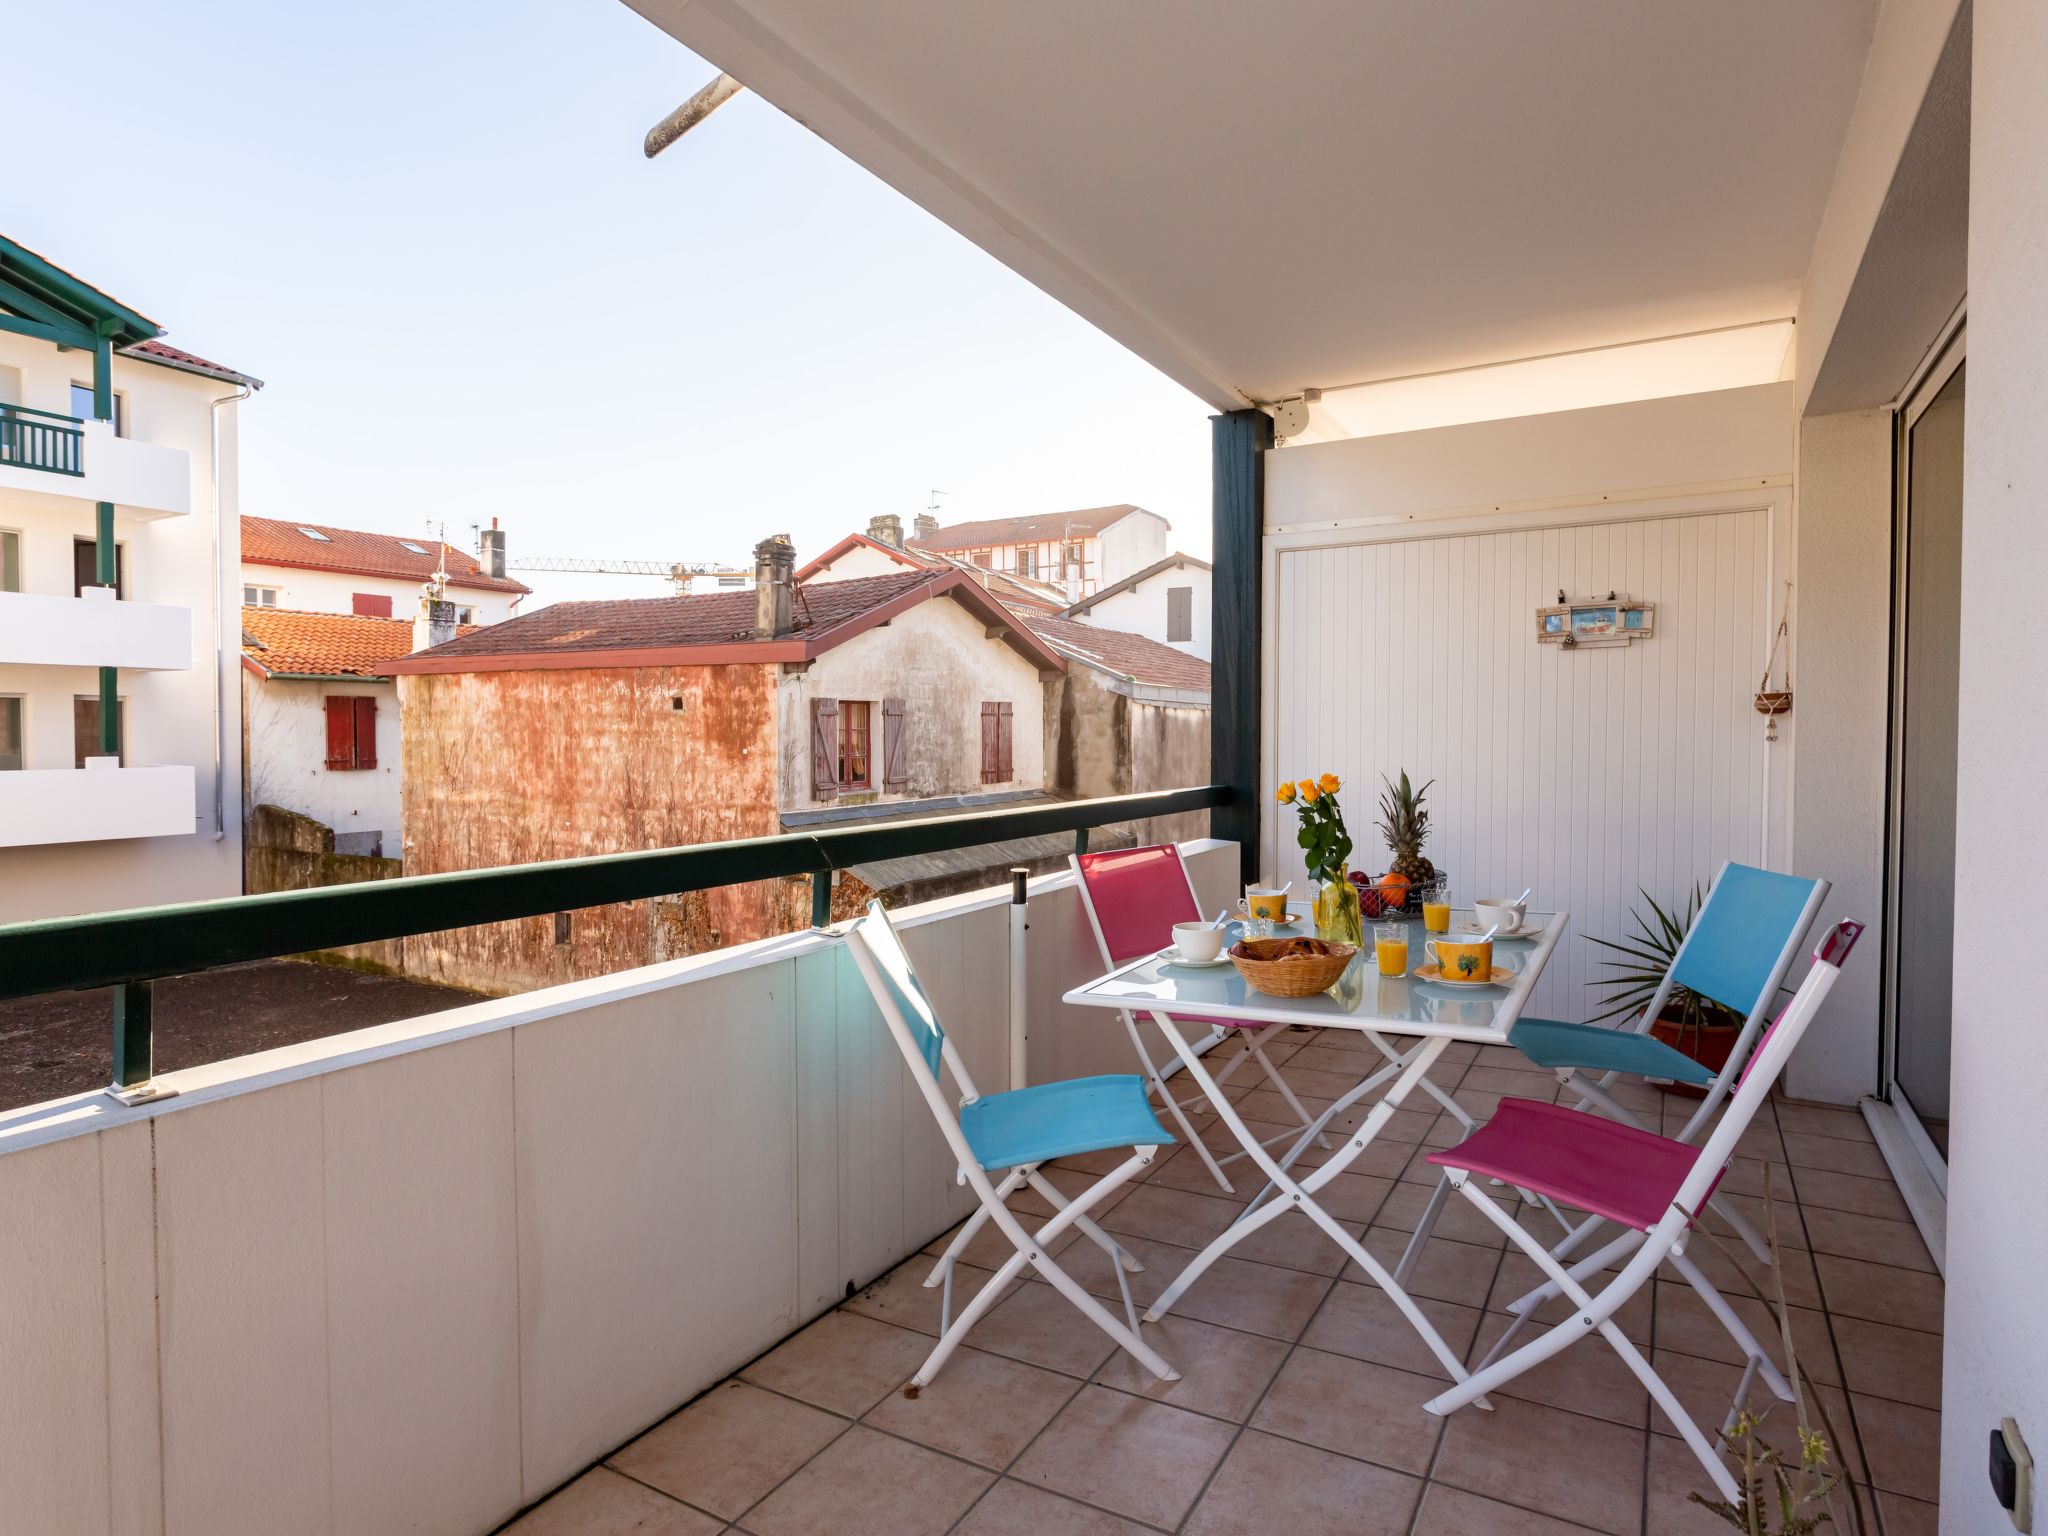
<box><xmin>243</xmin><ymin>672</ymin><xmax>401</xmax><ymax>855</ymax></box>
<box><xmin>1046</xmin><ymin>664</ymin><xmax>1210</xmax><ymax>848</ymax></box>
<box><xmin>243</xmin><ymin>804</ymin><xmax>406</xmax><ymax>973</ymax></box>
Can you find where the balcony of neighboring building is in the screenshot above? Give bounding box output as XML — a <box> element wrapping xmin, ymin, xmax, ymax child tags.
<box><xmin>0</xmin><ymin>584</ymin><xmax>192</xmax><ymax>671</ymax></box>
<box><xmin>0</xmin><ymin>402</ymin><xmax>192</xmax><ymax>518</ymax></box>
<box><xmin>0</xmin><ymin>757</ymin><xmax>195</xmax><ymax>846</ymax></box>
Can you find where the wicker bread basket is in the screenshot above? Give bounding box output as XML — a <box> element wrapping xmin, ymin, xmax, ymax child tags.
<box><xmin>1229</xmin><ymin>937</ymin><xmax>1357</xmax><ymax>998</ymax></box>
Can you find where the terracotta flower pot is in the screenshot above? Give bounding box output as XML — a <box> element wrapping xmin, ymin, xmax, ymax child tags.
<box><xmin>1647</xmin><ymin>1010</ymin><xmax>1739</xmax><ymax>1098</ymax></box>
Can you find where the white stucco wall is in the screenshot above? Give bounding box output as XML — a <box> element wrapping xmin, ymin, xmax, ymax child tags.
<box><xmin>800</xmin><ymin>543</ymin><xmax>916</xmax><ymax>584</ymax></box>
<box><xmin>1943</xmin><ymin>3</ymin><xmax>2048</xmax><ymax>1526</ymax></box>
<box><xmin>239</xmin><ymin>564</ymin><xmax>521</xmax><ymax>626</ymax></box>
<box><xmin>243</xmin><ymin>673</ymin><xmax>402</xmax><ymax>852</ymax></box>
<box><xmin>776</xmin><ymin>594</ymin><xmax>1046</xmax><ymax>813</ymax></box>
<box><xmin>0</xmin><ymin>335</ymin><xmax>244</xmax><ymax>921</ymax></box>
<box><xmin>1093</xmin><ymin>511</ymin><xmax>1171</xmax><ymax>589</ymax></box>
<box><xmin>1074</xmin><ymin>563</ymin><xmax>1212</xmax><ymax>660</ymax></box>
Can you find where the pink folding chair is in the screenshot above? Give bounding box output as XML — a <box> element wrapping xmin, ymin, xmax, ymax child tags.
<box><xmin>1420</xmin><ymin>921</ymin><xmax>1865</xmax><ymax>1502</ymax></box>
<box><xmin>1072</xmin><ymin>845</ymin><xmax>1329</xmax><ymax>1194</ymax></box>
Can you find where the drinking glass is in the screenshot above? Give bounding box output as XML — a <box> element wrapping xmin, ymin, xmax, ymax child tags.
<box><xmin>1422</xmin><ymin>881</ymin><xmax>1452</xmax><ymax>934</ymax></box>
<box><xmin>1374</xmin><ymin>921</ymin><xmax>1410</xmax><ymax>978</ymax></box>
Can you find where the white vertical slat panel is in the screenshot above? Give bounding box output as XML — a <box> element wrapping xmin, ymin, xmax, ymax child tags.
<box><xmin>1272</xmin><ymin>507</ymin><xmax>1774</xmax><ymax>1021</ymax></box>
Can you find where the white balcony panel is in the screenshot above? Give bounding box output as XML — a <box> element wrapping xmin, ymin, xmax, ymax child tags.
<box><xmin>0</xmin><ymin>421</ymin><xmax>191</xmax><ymax>518</ymax></box>
<box><xmin>0</xmin><ymin>762</ymin><xmax>195</xmax><ymax>846</ymax></box>
<box><xmin>0</xmin><ymin>589</ymin><xmax>192</xmax><ymax>671</ymax></box>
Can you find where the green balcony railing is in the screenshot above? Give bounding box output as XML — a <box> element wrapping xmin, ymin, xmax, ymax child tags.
<box><xmin>0</xmin><ymin>784</ymin><xmax>1231</xmax><ymax>1100</ymax></box>
<box><xmin>0</xmin><ymin>401</ymin><xmax>86</xmax><ymax>477</ymax></box>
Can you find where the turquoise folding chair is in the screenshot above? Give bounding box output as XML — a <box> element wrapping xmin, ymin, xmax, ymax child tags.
<box><xmin>844</xmin><ymin>900</ymin><xmax>1180</xmax><ymax>1390</ymax></box>
<box><xmin>1396</xmin><ymin>862</ymin><xmax>1828</xmax><ymax>1281</ymax></box>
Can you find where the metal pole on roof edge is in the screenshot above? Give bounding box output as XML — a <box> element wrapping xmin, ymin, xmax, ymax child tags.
<box><xmin>1211</xmin><ymin>409</ymin><xmax>1270</xmax><ymax>884</ymax></box>
<box><xmin>1009</xmin><ymin>868</ymin><xmax>1030</xmax><ymax>1090</ymax></box>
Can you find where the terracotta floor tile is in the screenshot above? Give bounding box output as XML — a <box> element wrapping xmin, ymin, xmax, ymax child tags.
<box><xmin>1782</xmin><ymin>1130</ymin><xmax>1893</xmax><ymax>1179</ymax></box>
<box><xmin>1460</xmin><ymin>1064</ymin><xmax>1561</xmax><ymax>1096</ymax></box>
<box><xmin>1642</xmin><ymin>1428</ymin><xmax>1871</xmax><ymax>1536</ymax></box>
<box><xmin>1097</xmin><ymin>1183</ymin><xmax>1243</xmax><ymax>1250</ymax></box>
<box><xmin>1652</xmin><ymin>1282</ymin><xmax>1841</xmax><ymax>1387</ymax></box>
<box><xmin>503</xmin><ymin>1467</ymin><xmax>723</xmax><ymax>1536</ymax></box>
<box><xmin>1248</xmin><ymin>1347</ymin><xmax>1445</xmax><ymax>1475</ymax></box>
<box><xmin>1278</xmin><ymin>1063</ymin><xmax>1384</xmax><ymax>1100</ymax></box>
<box><xmin>1853</xmin><ymin>1392</ymin><xmax>1941</xmax><ymax>1500</ymax></box>
<box><xmin>1300</xmin><ymin>1278</ymin><xmax>1483</xmax><ymax>1379</ymax></box>
<box><xmin>1212</xmin><ymin>1204</ymin><xmax>1360</xmax><ymax>1275</ymax></box>
<box><xmin>1409</xmin><ymin>1480</ymin><xmax>1608</xmax><ymax>1535</ymax></box>
<box><xmin>1707</xmin><ymin>1193</ymin><xmax>1810</xmax><ymax>1250</ymax></box>
<box><xmin>1876</xmin><ymin>1488</ymin><xmax>1941</xmax><ymax>1536</ymax></box>
<box><xmin>1789</xmin><ymin>1165</ymin><xmax>1913</xmax><ymax>1221</ymax></box>
<box><xmin>1026</xmin><ymin>1229</ymin><xmax>1179</xmax><ymax>1310</ymax></box>
<box><xmin>1813</xmin><ymin>1253</ymin><xmax>1945</xmax><ymax>1333</ymax></box>
<box><xmin>1464</xmin><ymin>1311</ymin><xmax>1651</xmax><ymax>1429</ymax></box>
<box><xmin>741</xmin><ymin>1311</ymin><xmax>934</xmax><ymax>1418</ymax></box>
<box><xmin>1182</xmin><ymin>1429</ymin><xmax>1423</xmax><ymax>1536</ymax></box>
<box><xmin>1646</xmin><ymin>1351</ymin><xmax>1865</xmax><ymax>1482</ymax></box>
<box><xmin>1485</xmin><ymin>1254</ymin><xmax>1653</xmax><ymax>1346</ymax></box>
<box><xmin>1152</xmin><ymin>1249</ymin><xmax>1336</xmax><ymax>1340</ymax></box>
<box><xmin>862</xmin><ymin>1345</ymin><xmax>1080</xmax><ymax>1468</ymax></box>
<box><xmin>1800</xmin><ymin>1207</ymin><xmax>1937</xmax><ymax>1273</ymax></box>
<box><xmin>1774</xmin><ymin>1100</ymin><xmax>1876</xmax><ymax>1142</ymax></box>
<box><xmin>1143</xmin><ymin>1144</ymin><xmax>1257</xmax><ymax>1197</ymax></box>
<box><xmin>950</xmin><ymin>1479</ymin><xmax>1154</xmax><ymax>1536</ymax></box>
<box><xmin>1682</xmin><ymin>1235</ymin><xmax>1824</xmax><ymax>1310</ymax></box>
<box><xmin>924</xmin><ymin>1213</ymin><xmax>1082</xmax><ymax>1273</ymax></box>
<box><xmin>1233</xmin><ymin>1087</ymin><xmax>1335</xmax><ymax>1129</ymax></box>
<box><xmin>738</xmin><ymin>1424</ymin><xmax>991</xmax><ymax>1536</ymax></box>
<box><xmin>843</xmin><ymin>1256</ymin><xmax>1014</xmax><ymax>1337</ymax></box>
<box><xmin>1434</xmin><ymin>1393</ymin><xmax>1646</xmax><ymax>1536</ymax></box>
<box><xmin>1090</xmin><ymin>1313</ymin><xmax>1289</xmax><ymax>1422</ymax></box>
<box><xmin>1299</xmin><ymin>1170</ymin><xmax>1397</xmax><ymax>1224</ymax></box>
<box><xmin>1351</xmin><ymin>1228</ymin><xmax>1502</xmax><ymax>1308</ymax></box>
<box><xmin>969</xmin><ymin>1277</ymin><xmax>1122</xmax><ymax>1378</ymax></box>
<box><xmin>608</xmin><ymin>1380</ymin><xmax>847</xmax><ymax>1522</ymax></box>
<box><xmin>1832</xmin><ymin>1315</ymin><xmax>1943</xmax><ymax>1409</ymax></box>
<box><xmin>1373</xmin><ymin>1180</ymin><xmax>1514</xmax><ymax>1248</ymax></box>
<box><xmin>1009</xmin><ymin>1383</ymin><xmax>1236</xmax><ymax>1529</ymax></box>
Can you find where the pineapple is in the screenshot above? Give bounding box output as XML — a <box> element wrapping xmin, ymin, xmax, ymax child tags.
<box><xmin>1377</xmin><ymin>771</ymin><xmax>1438</xmax><ymax>890</ymax></box>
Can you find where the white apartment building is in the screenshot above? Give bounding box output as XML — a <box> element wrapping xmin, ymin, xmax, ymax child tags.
<box><xmin>904</xmin><ymin>503</ymin><xmax>1169</xmax><ymax>599</ymax></box>
<box><xmin>0</xmin><ymin>234</ymin><xmax>258</xmax><ymax>922</ymax></box>
<box><xmin>1057</xmin><ymin>550</ymin><xmax>1212</xmax><ymax>660</ymax></box>
<box><xmin>240</xmin><ymin>515</ymin><xmax>529</xmax><ymax>625</ymax></box>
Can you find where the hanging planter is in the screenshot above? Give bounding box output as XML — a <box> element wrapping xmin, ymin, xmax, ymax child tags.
<box><xmin>1754</xmin><ymin>582</ymin><xmax>1793</xmax><ymax>740</ymax></box>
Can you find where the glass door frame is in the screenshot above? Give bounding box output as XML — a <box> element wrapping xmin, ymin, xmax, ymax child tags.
<box><xmin>1871</xmin><ymin>318</ymin><xmax>1966</xmax><ymax>1268</ymax></box>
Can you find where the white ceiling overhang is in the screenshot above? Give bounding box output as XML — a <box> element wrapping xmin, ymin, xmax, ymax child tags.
<box><xmin>625</xmin><ymin>1</ymin><xmax>1877</xmax><ymax>414</ymax></box>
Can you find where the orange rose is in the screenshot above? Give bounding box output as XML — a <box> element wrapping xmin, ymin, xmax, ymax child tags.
<box><xmin>1298</xmin><ymin>779</ymin><xmax>1321</xmax><ymax>804</ymax></box>
<box><xmin>1275</xmin><ymin>782</ymin><xmax>1297</xmax><ymax>804</ymax></box>
<box><xmin>1318</xmin><ymin>773</ymin><xmax>1341</xmax><ymax>795</ymax></box>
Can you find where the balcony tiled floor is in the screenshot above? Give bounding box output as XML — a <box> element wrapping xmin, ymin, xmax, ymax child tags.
<box><xmin>500</xmin><ymin>1034</ymin><xmax>1942</xmax><ymax>1535</ymax></box>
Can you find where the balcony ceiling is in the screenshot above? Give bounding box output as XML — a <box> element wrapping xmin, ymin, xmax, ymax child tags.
<box><xmin>626</xmin><ymin>0</ymin><xmax>1879</xmax><ymax>409</ymax></box>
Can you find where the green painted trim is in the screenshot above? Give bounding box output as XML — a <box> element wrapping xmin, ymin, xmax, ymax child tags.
<box><xmin>0</xmin><ymin>785</ymin><xmax>1232</xmax><ymax>999</ymax></box>
<box><xmin>0</xmin><ymin>236</ymin><xmax>164</xmax><ymax>346</ymax></box>
<box><xmin>1210</xmin><ymin>410</ymin><xmax>1269</xmax><ymax>884</ymax></box>
<box><xmin>810</xmin><ymin>870</ymin><xmax>832</xmax><ymax>928</ymax></box>
<box><xmin>112</xmin><ymin>981</ymin><xmax>152</xmax><ymax>1088</ymax></box>
<box><xmin>96</xmin><ymin>503</ymin><xmax>118</xmax><ymax>757</ymax></box>
<box><xmin>0</xmin><ymin>311</ymin><xmax>98</xmax><ymax>351</ymax></box>
<box><xmin>92</xmin><ymin>335</ymin><xmax>113</xmax><ymax>421</ymax></box>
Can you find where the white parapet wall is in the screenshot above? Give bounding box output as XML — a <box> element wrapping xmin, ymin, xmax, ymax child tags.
<box><xmin>0</xmin><ymin>588</ymin><xmax>193</xmax><ymax>671</ymax></box>
<box><xmin>0</xmin><ymin>762</ymin><xmax>196</xmax><ymax>847</ymax></box>
<box><xmin>0</xmin><ymin>838</ymin><xmax>1237</xmax><ymax>1536</ymax></box>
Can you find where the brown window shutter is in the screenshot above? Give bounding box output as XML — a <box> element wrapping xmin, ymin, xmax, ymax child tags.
<box><xmin>882</xmin><ymin>697</ymin><xmax>908</xmax><ymax>790</ymax></box>
<box><xmin>325</xmin><ymin>696</ymin><xmax>355</xmax><ymax>769</ymax></box>
<box><xmin>352</xmin><ymin>696</ymin><xmax>378</xmax><ymax>769</ymax></box>
<box><xmin>351</xmin><ymin>592</ymin><xmax>394</xmax><ymax>618</ymax></box>
<box><xmin>979</xmin><ymin>702</ymin><xmax>998</xmax><ymax>785</ymax></box>
<box><xmin>1167</xmin><ymin>585</ymin><xmax>1193</xmax><ymax>643</ymax></box>
<box><xmin>997</xmin><ymin>701</ymin><xmax>1014</xmax><ymax>781</ymax></box>
<box><xmin>811</xmin><ymin>697</ymin><xmax>841</xmax><ymax>801</ymax></box>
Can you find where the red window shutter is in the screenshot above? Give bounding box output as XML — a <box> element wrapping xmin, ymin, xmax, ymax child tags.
<box><xmin>352</xmin><ymin>696</ymin><xmax>378</xmax><ymax>769</ymax></box>
<box><xmin>882</xmin><ymin>698</ymin><xmax>908</xmax><ymax>790</ymax></box>
<box><xmin>351</xmin><ymin>592</ymin><xmax>393</xmax><ymax>618</ymax></box>
<box><xmin>997</xmin><ymin>701</ymin><xmax>1014</xmax><ymax>781</ymax></box>
<box><xmin>979</xmin><ymin>702</ymin><xmax>998</xmax><ymax>785</ymax></box>
<box><xmin>811</xmin><ymin>697</ymin><xmax>841</xmax><ymax>801</ymax></box>
<box><xmin>324</xmin><ymin>697</ymin><xmax>355</xmax><ymax>769</ymax></box>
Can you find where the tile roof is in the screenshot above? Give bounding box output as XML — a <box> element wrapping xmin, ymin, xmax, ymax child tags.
<box><xmin>1060</xmin><ymin>551</ymin><xmax>1211</xmax><ymax>617</ymax></box>
<box><xmin>123</xmin><ymin>338</ymin><xmax>264</xmax><ymax>389</ymax></box>
<box><xmin>908</xmin><ymin>504</ymin><xmax>1161</xmax><ymax>552</ymax></box>
<box><xmin>1024</xmin><ymin>614</ymin><xmax>1212</xmax><ymax>692</ymax></box>
<box><xmin>241</xmin><ymin>516</ymin><xmax>532</xmax><ymax>595</ymax></box>
<box><xmin>794</xmin><ymin>531</ymin><xmax>937</xmax><ymax>583</ymax></box>
<box><xmin>240</xmin><ymin>607</ymin><xmax>474</xmax><ymax>679</ymax></box>
<box><xmin>796</xmin><ymin>531</ymin><xmax>1069</xmax><ymax>611</ymax></box>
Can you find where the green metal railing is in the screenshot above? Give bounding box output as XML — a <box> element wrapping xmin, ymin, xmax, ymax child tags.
<box><xmin>0</xmin><ymin>784</ymin><xmax>1231</xmax><ymax>1099</ymax></box>
<box><xmin>0</xmin><ymin>402</ymin><xmax>86</xmax><ymax>477</ymax></box>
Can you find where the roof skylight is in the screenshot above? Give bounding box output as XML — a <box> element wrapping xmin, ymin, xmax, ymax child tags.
<box><xmin>297</xmin><ymin>527</ymin><xmax>331</xmax><ymax>542</ymax></box>
<box><xmin>399</xmin><ymin>540</ymin><xmax>428</xmax><ymax>554</ymax></box>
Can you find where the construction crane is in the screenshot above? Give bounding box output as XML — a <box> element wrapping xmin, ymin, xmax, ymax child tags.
<box><xmin>504</xmin><ymin>556</ymin><xmax>752</xmax><ymax>594</ymax></box>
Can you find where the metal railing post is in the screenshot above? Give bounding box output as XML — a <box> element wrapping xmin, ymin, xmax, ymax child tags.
<box><xmin>1074</xmin><ymin>827</ymin><xmax>1089</xmax><ymax>857</ymax></box>
<box><xmin>107</xmin><ymin>980</ymin><xmax>172</xmax><ymax>1105</ymax></box>
<box><xmin>1008</xmin><ymin>868</ymin><xmax>1030</xmax><ymax>1090</ymax></box>
<box><xmin>810</xmin><ymin>869</ymin><xmax>833</xmax><ymax>929</ymax></box>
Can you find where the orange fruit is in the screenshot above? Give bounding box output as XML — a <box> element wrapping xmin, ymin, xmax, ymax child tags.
<box><xmin>1377</xmin><ymin>872</ymin><xmax>1412</xmax><ymax>910</ymax></box>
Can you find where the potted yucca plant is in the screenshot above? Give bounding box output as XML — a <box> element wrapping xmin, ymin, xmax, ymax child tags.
<box><xmin>1586</xmin><ymin>885</ymin><xmax>1745</xmax><ymax>1095</ymax></box>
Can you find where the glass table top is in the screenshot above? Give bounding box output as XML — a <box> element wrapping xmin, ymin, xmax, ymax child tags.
<box><xmin>1063</xmin><ymin>906</ymin><xmax>1569</xmax><ymax>1042</ymax></box>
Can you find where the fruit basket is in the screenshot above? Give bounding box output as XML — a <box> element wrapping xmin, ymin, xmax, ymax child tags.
<box><xmin>1229</xmin><ymin>937</ymin><xmax>1357</xmax><ymax>998</ymax></box>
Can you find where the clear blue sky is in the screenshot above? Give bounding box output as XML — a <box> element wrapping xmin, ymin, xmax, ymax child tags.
<box><xmin>7</xmin><ymin>0</ymin><xmax>1210</xmax><ymax>606</ymax></box>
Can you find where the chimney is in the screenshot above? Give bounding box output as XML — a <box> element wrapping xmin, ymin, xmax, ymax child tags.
<box><xmin>867</xmin><ymin>513</ymin><xmax>903</xmax><ymax>549</ymax></box>
<box><xmin>753</xmin><ymin>534</ymin><xmax>796</xmax><ymax>638</ymax></box>
<box><xmin>478</xmin><ymin>517</ymin><xmax>507</xmax><ymax>579</ymax></box>
<box><xmin>413</xmin><ymin>592</ymin><xmax>459</xmax><ymax>652</ymax></box>
<box><xmin>913</xmin><ymin>512</ymin><xmax>940</xmax><ymax>543</ymax></box>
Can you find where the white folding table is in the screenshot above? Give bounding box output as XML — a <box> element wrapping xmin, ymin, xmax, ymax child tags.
<box><xmin>1063</xmin><ymin>904</ymin><xmax>1569</xmax><ymax>1389</ymax></box>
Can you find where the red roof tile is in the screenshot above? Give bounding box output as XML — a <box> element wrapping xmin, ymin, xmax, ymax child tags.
<box><xmin>909</xmin><ymin>505</ymin><xmax>1159</xmax><ymax>553</ymax></box>
<box><xmin>240</xmin><ymin>607</ymin><xmax>474</xmax><ymax>678</ymax></box>
<box><xmin>1024</xmin><ymin>614</ymin><xmax>1211</xmax><ymax>692</ymax></box>
<box><xmin>124</xmin><ymin>338</ymin><xmax>263</xmax><ymax>389</ymax></box>
<box><xmin>241</xmin><ymin>516</ymin><xmax>531</xmax><ymax>595</ymax></box>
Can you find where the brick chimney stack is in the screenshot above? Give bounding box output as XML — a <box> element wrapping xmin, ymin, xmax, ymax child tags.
<box><xmin>867</xmin><ymin>514</ymin><xmax>904</xmax><ymax>549</ymax></box>
<box><xmin>913</xmin><ymin>512</ymin><xmax>940</xmax><ymax>543</ymax></box>
<box><xmin>478</xmin><ymin>517</ymin><xmax>507</xmax><ymax>579</ymax></box>
<box><xmin>754</xmin><ymin>534</ymin><xmax>796</xmax><ymax>638</ymax></box>
<box><xmin>413</xmin><ymin>592</ymin><xmax>458</xmax><ymax>652</ymax></box>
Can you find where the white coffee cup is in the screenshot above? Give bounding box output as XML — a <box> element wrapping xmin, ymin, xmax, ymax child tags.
<box><xmin>1473</xmin><ymin>897</ymin><xmax>1527</xmax><ymax>934</ymax></box>
<box><xmin>1172</xmin><ymin>921</ymin><xmax>1226</xmax><ymax>962</ymax></box>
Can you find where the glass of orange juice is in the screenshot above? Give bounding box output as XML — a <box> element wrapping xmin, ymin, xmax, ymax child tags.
<box><xmin>1422</xmin><ymin>882</ymin><xmax>1451</xmax><ymax>934</ymax></box>
<box><xmin>1374</xmin><ymin>922</ymin><xmax>1410</xmax><ymax>978</ymax></box>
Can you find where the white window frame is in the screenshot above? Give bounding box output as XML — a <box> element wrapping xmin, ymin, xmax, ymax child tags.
<box><xmin>0</xmin><ymin>693</ymin><xmax>24</xmax><ymax>771</ymax></box>
<box><xmin>244</xmin><ymin>584</ymin><xmax>280</xmax><ymax>607</ymax></box>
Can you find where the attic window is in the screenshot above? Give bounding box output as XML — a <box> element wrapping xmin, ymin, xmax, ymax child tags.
<box><xmin>297</xmin><ymin>527</ymin><xmax>331</xmax><ymax>542</ymax></box>
<box><xmin>398</xmin><ymin>540</ymin><xmax>427</xmax><ymax>554</ymax></box>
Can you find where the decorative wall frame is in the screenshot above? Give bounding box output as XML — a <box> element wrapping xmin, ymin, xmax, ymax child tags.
<box><xmin>1536</xmin><ymin>590</ymin><xmax>1655</xmax><ymax>649</ymax></box>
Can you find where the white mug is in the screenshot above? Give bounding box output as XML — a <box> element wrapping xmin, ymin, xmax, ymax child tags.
<box><xmin>1171</xmin><ymin>921</ymin><xmax>1226</xmax><ymax>963</ymax></box>
<box><xmin>1473</xmin><ymin>898</ymin><xmax>1527</xmax><ymax>934</ymax></box>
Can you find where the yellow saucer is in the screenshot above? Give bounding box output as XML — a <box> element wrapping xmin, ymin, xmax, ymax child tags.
<box><xmin>1413</xmin><ymin>963</ymin><xmax>1515</xmax><ymax>988</ymax></box>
